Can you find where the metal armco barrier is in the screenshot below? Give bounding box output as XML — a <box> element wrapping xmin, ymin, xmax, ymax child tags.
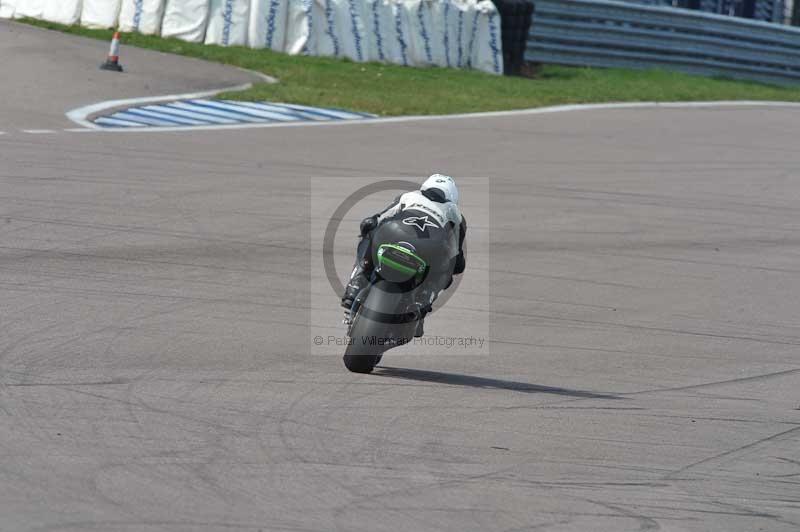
<box><xmin>526</xmin><ymin>0</ymin><xmax>800</xmax><ymax>85</ymax></box>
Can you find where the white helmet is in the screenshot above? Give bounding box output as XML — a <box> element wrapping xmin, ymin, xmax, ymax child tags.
<box><xmin>420</xmin><ymin>174</ymin><xmax>459</xmax><ymax>205</ymax></box>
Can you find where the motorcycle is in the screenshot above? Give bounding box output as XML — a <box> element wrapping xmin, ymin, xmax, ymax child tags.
<box><xmin>343</xmin><ymin>210</ymin><xmax>459</xmax><ymax>373</ymax></box>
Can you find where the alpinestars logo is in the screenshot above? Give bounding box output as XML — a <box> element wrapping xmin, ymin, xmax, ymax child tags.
<box><xmin>403</xmin><ymin>215</ymin><xmax>439</xmax><ymax>232</ymax></box>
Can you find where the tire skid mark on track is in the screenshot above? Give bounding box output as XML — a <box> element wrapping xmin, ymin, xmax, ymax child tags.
<box><xmin>490</xmin><ymin>292</ymin><xmax>620</xmax><ymax>310</ymax></box>
<box><xmin>99</xmin><ymin>332</ymin><xmax>259</xmax><ymax>513</ymax></box>
<box><xmin>490</xmin><ymin>267</ymin><xmax>646</xmax><ymax>289</ymax></box>
<box><xmin>533</xmin><ymin>184</ymin><xmax>800</xmax><ymax>216</ymax></box>
<box><xmin>584</xmin><ymin>499</ymin><xmax>661</xmax><ymax>531</ymax></box>
<box><xmin>1</xmin><ymin>216</ymin><xmax>308</xmax><ymax>252</ymax></box>
<box><xmin>629</xmin><ymin>368</ymin><xmax>800</xmax><ymax>396</ymax></box>
<box><xmin>335</xmin><ymin>461</ymin><xmax>536</xmax><ymax>512</ymax></box>
<box><xmin>327</xmin><ymin>385</ymin><xmax>406</xmax><ymax>526</ymax></box>
<box><xmin>319</xmin><ymin>375</ymin><xmax>627</xmax><ymax>529</ymax></box>
<box><xmin>666</xmin><ymin>425</ymin><xmax>800</xmax><ymax>479</ymax></box>
<box><xmin>714</xmin><ymin>501</ymin><xmax>800</xmax><ymax>529</ymax></box>
<box><xmin>274</xmin><ymin>380</ymin><xmax>359</xmax><ymax>514</ymax></box>
<box><xmin>0</xmin><ymin>324</ymin><xmax>67</xmax><ymax>417</ymax></box>
<box><xmin>4</xmin><ymin>379</ymin><xmax>128</xmax><ymax>387</ymax></box>
<box><xmin>486</xmin><ymin>338</ymin><xmax>732</xmax><ymax>363</ymax></box>
<box><xmin>487</xmin><ymin>308</ymin><xmax>800</xmax><ymax>347</ymax></box>
<box><xmin>1</xmin><ymin>323</ymin><xmax>144</xmax><ymax>514</ymax></box>
<box><xmin>0</xmin><ymin>243</ymin><xmax>305</xmax><ymax>277</ymax></box>
<box><xmin>495</xmin><ymin>187</ymin><xmax>800</xmax><ymax>223</ymax></box>
<box><xmin>576</xmin><ymin>249</ymin><xmax>800</xmax><ymax>276</ymax></box>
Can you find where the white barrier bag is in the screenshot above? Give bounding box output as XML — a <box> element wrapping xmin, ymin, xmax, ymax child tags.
<box><xmin>249</xmin><ymin>0</ymin><xmax>288</xmax><ymax>51</ymax></box>
<box><xmin>316</xmin><ymin>0</ymin><xmax>340</xmax><ymax>59</ymax></box>
<box><xmin>80</xmin><ymin>0</ymin><xmax>121</xmax><ymax>28</ymax></box>
<box><xmin>119</xmin><ymin>0</ymin><xmax>165</xmax><ymax>34</ymax></box>
<box><xmin>284</xmin><ymin>0</ymin><xmax>315</xmax><ymax>55</ymax></box>
<box><xmin>42</xmin><ymin>0</ymin><xmax>83</xmax><ymax>25</ymax></box>
<box><xmin>205</xmin><ymin>0</ymin><xmax>249</xmax><ymax>46</ymax></box>
<box><xmin>13</xmin><ymin>0</ymin><xmax>44</xmax><ymax>19</ymax></box>
<box><xmin>384</xmin><ymin>0</ymin><xmax>412</xmax><ymax>66</ymax></box>
<box><xmin>162</xmin><ymin>0</ymin><xmax>210</xmax><ymax>43</ymax></box>
<box><xmin>407</xmin><ymin>0</ymin><xmax>436</xmax><ymax>66</ymax></box>
<box><xmin>365</xmin><ymin>0</ymin><xmax>409</xmax><ymax>65</ymax></box>
<box><xmin>338</xmin><ymin>0</ymin><xmax>368</xmax><ymax>61</ymax></box>
<box><xmin>0</xmin><ymin>0</ymin><xmax>18</xmax><ymax>19</ymax></box>
<box><xmin>362</xmin><ymin>0</ymin><xmax>386</xmax><ymax>62</ymax></box>
<box><xmin>448</xmin><ymin>0</ymin><xmax>472</xmax><ymax>69</ymax></box>
<box><xmin>428</xmin><ymin>0</ymin><xmax>457</xmax><ymax>67</ymax></box>
<box><xmin>471</xmin><ymin>0</ymin><xmax>502</xmax><ymax>74</ymax></box>
<box><xmin>315</xmin><ymin>0</ymin><xmax>367</xmax><ymax>61</ymax></box>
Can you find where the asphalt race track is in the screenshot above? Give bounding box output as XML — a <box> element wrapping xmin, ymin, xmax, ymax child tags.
<box><xmin>1</xmin><ymin>20</ymin><xmax>799</xmax><ymax>532</ymax></box>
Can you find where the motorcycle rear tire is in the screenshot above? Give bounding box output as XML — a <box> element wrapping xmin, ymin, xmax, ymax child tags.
<box><xmin>343</xmin><ymin>344</ymin><xmax>383</xmax><ymax>374</ymax></box>
<box><xmin>343</xmin><ymin>307</ymin><xmax>385</xmax><ymax>374</ymax></box>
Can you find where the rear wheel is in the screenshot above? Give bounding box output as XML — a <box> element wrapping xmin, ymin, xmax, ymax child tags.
<box><xmin>342</xmin><ymin>305</ymin><xmax>384</xmax><ymax>374</ymax></box>
<box><xmin>341</xmin><ymin>280</ymin><xmax>418</xmax><ymax>373</ymax></box>
<box><xmin>342</xmin><ymin>343</ymin><xmax>383</xmax><ymax>374</ymax></box>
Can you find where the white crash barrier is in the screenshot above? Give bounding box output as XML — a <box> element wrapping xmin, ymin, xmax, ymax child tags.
<box><xmin>42</xmin><ymin>0</ymin><xmax>82</xmax><ymax>25</ymax></box>
<box><xmin>0</xmin><ymin>0</ymin><xmax>18</xmax><ymax>19</ymax></box>
<box><xmin>249</xmin><ymin>0</ymin><xmax>289</xmax><ymax>51</ymax></box>
<box><xmin>450</xmin><ymin>0</ymin><xmax>477</xmax><ymax>68</ymax></box>
<box><xmin>229</xmin><ymin>0</ymin><xmax>502</xmax><ymax>72</ymax></box>
<box><xmin>162</xmin><ymin>0</ymin><xmax>210</xmax><ymax>43</ymax></box>
<box><xmin>370</xmin><ymin>0</ymin><xmax>401</xmax><ymax>65</ymax></box>
<box><xmin>284</xmin><ymin>0</ymin><xmax>314</xmax><ymax>54</ymax></box>
<box><xmin>361</xmin><ymin>0</ymin><xmax>405</xmax><ymax>64</ymax></box>
<box><xmin>472</xmin><ymin>0</ymin><xmax>501</xmax><ymax>73</ymax></box>
<box><xmin>424</xmin><ymin>0</ymin><xmax>448</xmax><ymax>66</ymax></box>
<box><xmin>80</xmin><ymin>0</ymin><xmax>121</xmax><ymax>28</ymax></box>
<box><xmin>12</xmin><ymin>0</ymin><xmax>43</xmax><ymax>19</ymax></box>
<box><xmin>118</xmin><ymin>0</ymin><xmax>165</xmax><ymax>34</ymax></box>
<box><xmin>342</xmin><ymin>0</ymin><xmax>370</xmax><ymax>62</ymax></box>
<box><xmin>206</xmin><ymin>0</ymin><xmax>250</xmax><ymax>46</ymax></box>
<box><xmin>5</xmin><ymin>0</ymin><xmax>502</xmax><ymax>74</ymax></box>
<box><xmin>393</xmin><ymin>0</ymin><xmax>417</xmax><ymax>66</ymax></box>
<box><xmin>406</xmin><ymin>0</ymin><xmax>433</xmax><ymax>66</ymax></box>
<box><xmin>316</xmin><ymin>0</ymin><xmax>368</xmax><ymax>62</ymax></box>
<box><xmin>433</xmin><ymin>0</ymin><xmax>473</xmax><ymax>68</ymax></box>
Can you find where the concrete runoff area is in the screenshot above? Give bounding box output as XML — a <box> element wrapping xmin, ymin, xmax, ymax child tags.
<box><xmin>1</xmin><ymin>21</ymin><xmax>799</xmax><ymax>532</ymax></box>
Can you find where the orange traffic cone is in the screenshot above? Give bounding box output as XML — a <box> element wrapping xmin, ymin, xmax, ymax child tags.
<box><xmin>100</xmin><ymin>32</ymin><xmax>124</xmax><ymax>72</ymax></box>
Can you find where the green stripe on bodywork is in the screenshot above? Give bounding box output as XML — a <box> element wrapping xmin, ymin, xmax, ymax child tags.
<box><xmin>377</xmin><ymin>244</ymin><xmax>427</xmax><ymax>276</ymax></box>
<box><xmin>379</xmin><ymin>256</ymin><xmax>419</xmax><ymax>276</ymax></box>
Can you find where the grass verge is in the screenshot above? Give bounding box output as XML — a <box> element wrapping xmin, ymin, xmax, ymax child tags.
<box><xmin>20</xmin><ymin>18</ymin><xmax>800</xmax><ymax>116</ymax></box>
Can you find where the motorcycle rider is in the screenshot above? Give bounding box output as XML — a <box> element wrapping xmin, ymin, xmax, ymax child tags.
<box><xmin>341</xmin><ymin>174</ymin><xmax>466</xmax><ymax>336</ymax></box>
